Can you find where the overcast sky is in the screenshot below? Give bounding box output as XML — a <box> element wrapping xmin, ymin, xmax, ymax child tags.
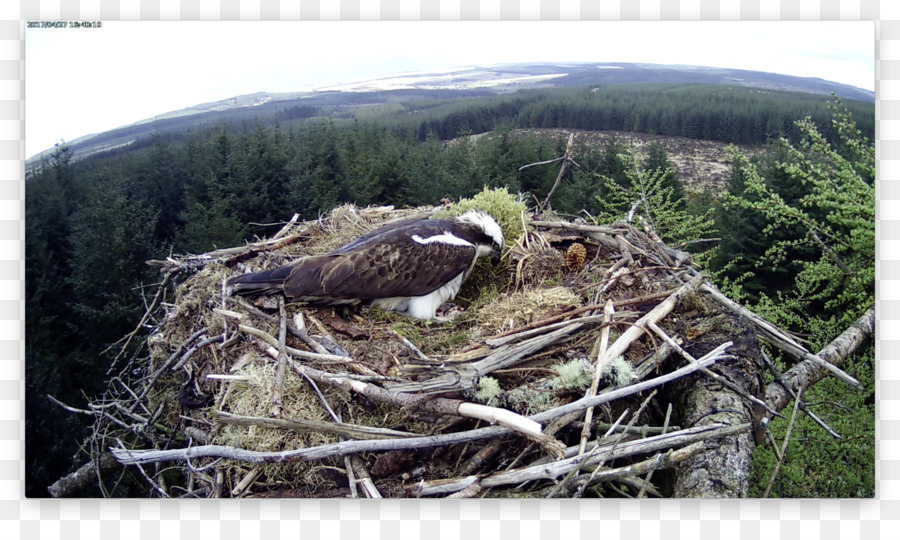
<box><xmin>25</xmin><ymin>20</ymin><xmax>874</xmax><ymax>158</ymax></box>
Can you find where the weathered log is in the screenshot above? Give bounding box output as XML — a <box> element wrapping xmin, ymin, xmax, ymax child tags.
<box><xmin>47</xmin><ymin>453</ymin><xmax>120</xmax><ymax>497</ymax></box>
<box><xmin>667</xmin><ymin>308</ymin><xmax>764</xmax><ymax>498</ymax></box>
<box><xmin>765</xmin><ymin>305</ymin><xmax>874</xmax><ymax>414</ymax></box>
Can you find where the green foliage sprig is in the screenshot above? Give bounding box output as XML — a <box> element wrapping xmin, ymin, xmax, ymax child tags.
<box><xmin>590</xmin><ymin>152</ymin><xmax>717</xmax><ymax>262</ymax></box>
<box><xmin>723</xmin><ymin>96</ymin><xmax>874</xmax><ymax>336</ymax></box>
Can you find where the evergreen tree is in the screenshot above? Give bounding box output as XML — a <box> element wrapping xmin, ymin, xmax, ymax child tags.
<box><xmin>722</xmin><ymin>97</ymin><xmax>874</xmax><ymax>335</ymax></box>
<box><xmin>591</xmin><ymin>150</ymin><xmax>715</xmax><ymax>256</ymax></box>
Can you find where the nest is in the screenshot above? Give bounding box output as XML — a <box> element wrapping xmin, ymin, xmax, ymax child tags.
<box><xmin>75</xmin><ymin>201</ymin><xmax>775</xmax><ymax>499</ymax></box>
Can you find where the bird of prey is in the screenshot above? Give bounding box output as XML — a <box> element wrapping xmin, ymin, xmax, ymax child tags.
<box><xmin>227</xmin><ymin>210</ymin><xmax>504</xmax><ymax>320</ymax></box>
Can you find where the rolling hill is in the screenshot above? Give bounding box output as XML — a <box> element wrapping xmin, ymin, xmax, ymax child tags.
<box><xmin>25</xmin><ymin>62</ymin><xmax>874</xmax><ymax>173</ymax></box>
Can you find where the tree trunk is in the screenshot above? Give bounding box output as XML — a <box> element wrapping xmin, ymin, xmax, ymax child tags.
<box><xmin>667</xmin><ymin>307</ymin><xmax>764</xmax><ymax>498</ymax></box>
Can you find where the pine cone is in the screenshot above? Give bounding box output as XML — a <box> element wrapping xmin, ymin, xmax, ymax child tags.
<box><xmin>565</xmin><ymin>243</ymin><xmax>587</xmax><ymax>272</ymax></box>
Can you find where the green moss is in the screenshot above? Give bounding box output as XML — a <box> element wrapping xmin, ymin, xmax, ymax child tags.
<box><xmin>437</xmin><ymin>186</ymin><xmax>529</xmax><ymax>249</ymax></box>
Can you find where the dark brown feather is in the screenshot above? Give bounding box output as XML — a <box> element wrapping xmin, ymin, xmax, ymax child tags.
<box><xmin>283</xmin><ymin>239</ymin><xmax>475</xmax><ymax>300</ymax></box>
<box><xmin>228</xmin><ymin>216</ymin><xmax>487</xmax><ymax>303</ymax></box>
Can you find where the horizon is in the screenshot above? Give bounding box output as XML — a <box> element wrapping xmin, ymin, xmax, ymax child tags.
<box><xmin>25</xmin><ymin>20</ymin><xmax>874</xmax><ymax>158</ymax></box>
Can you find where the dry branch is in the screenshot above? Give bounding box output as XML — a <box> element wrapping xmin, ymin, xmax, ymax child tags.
<box><xmin>538</xmin><ymin>132</ymin><xmax>576</xmax><ymax>212</ymax></box>
<box><xmin>276</xmin><ymin>350</ymin><xmax>547</xmax><ymax>441</ymax></box>
<box><xmin>111</xmin><ymin>351</ymin><xmax>728</xmax><ymax>468</ymax></box>
<box><xmin>647</xmin><ymin>321</ymin><xmax>779</xmax><ymax>417</ymax></box>
<box><xmin>595</xmin><ymin>271</ymin><xmax>706</xmax><ymax>376</ymax></box>
<box><xmin>411</xmin><ymin>423</ymin><xmax>747</xmax><ymax>496</ymax></box>
<box><xmin>765</xmin><ymin>305</ymin><xmax>874</xmax><ymax>415</ymax></box>
<box><xmin>579</xmin><ymin>300</ymin><xmax>615</xmax><ymax>455</ymax></box>
<box><xmin>47</xmin><ymin>453</ymin><xmax>120</xmax><ymax>497</ymax></box>
<box><xmin>763</xmin><ymin>392</ymin><xmax>803</xmax><ymax>498</ymax></box>
<box><xmin>387</xmin><ymin>320</ymin><xmax>589</xmax><ymax>393</ymax></box>
<box><xmin>699</xmin><ymin>277</ymin><xmax>861</xmax><ymax>388</ymax></box>
<box><xmin>567</xmin><ymin>441</ymin><xmax>704</xmax><ymax>496</ymax></box>
<box><xmin>215</xmin><ymin>411</ymin><xmax>421</xmax><ymax>440</ymax></box>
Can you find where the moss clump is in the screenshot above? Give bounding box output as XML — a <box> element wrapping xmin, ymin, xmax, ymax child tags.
<box><xmin>437</xmin><ymin>186</ymin><xmax>529</xmax><ymax>249</ymax></box>
<box><xmin>506</xmin><ymin>359</ymin><xmax>591</xmax><ymax>415</ymax></box>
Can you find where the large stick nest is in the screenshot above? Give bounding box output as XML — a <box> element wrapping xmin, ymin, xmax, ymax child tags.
<box><xmin>74</xmin><ymin>202</ymin><xmax>768</xmax><ymax>499</ymax></box>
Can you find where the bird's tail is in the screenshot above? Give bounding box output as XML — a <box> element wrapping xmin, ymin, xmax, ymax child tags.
<box><xmin>227</xmin><ymin>265</ymin><xmax>295</xmax><ymax>295</ymax></box>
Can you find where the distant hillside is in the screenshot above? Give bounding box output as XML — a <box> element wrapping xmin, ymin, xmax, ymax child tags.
<box><xmin>26</xmin><ymin>62</ymin><xmax>873</xmax><ymax>173</ymax></box>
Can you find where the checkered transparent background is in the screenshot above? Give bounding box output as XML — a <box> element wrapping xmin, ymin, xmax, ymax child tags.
<box><xmin>2</xmin><ymin>1</ymin><xmax>897</xmax><ymax>538</ymax></box>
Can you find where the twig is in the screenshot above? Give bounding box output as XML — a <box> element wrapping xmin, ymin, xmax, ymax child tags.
<box><xmin>547</xmin><ymin>408</ymin><xmax>629</xmax><ymax>498</ymax></box>
<box><xmin>538</xmin><ymin>132</ymin><xmax>576</xmax><ymax>212</ymax></box>
<box><xmin>228</xmin><ymin>296</ymin><xmax>333</xmax><ymax>356</ymax></box>
<box><xmin>519</xmin><ymin>156</ymin><xmax>565</xmax><ymax>170</ymax></box>
<box><xmin>811</xmin><ymin>231</ymin><xmax>853</xmax><ymax>275</ymax></box>
<box><xmin>531</xmin><ymin>220</ymin><xmax>619</xmax><ymax>235</ymax></box>
<box><xmin>572</xmin><ymin>441</ymin><xmax>704</xmax><ymax>496</ymax></box>
<box><xmin>594</xmin><ymin>271</ymin><xmax>706</xmax><ymax>377</ymax></box>
<box><xmin>647</xmin><ymin>321</ymin><xmax>781</xmax><ymax>418</ymax></box>
<box><xmin>171</xmin><ymin>335</ymin><xmax>225</xmax><ymax>371</ymax></box>
<box><xmin>231</xmin><ymin>466</ymin><xmax>263</xmax><ymax>497</ymax></box>
<box><xmin>764</xmin><ymin>305</ymin><xmax>874</xmax><ymax>414</ymax></box>
<box><xmin>579</xmin><ymin>300</ymin><xmax>615</xmax><ymax>455</ymax></box>
<box><xmin>215</xmin><ymin>412</ymin><xmax>421</xmax><ymax>440</ymax></box>
<box><xmin>575</xmin><ymin>390</ymin><xmax>658</xmax><ymax>498</ymax></box>
<box><xmin>760</xmin><ymin>349</ymin><xmax>841</xmax><ymax>439</ymax></box>
<box><xmin>638</xmin><ymin>403</ymin><xmax>672</xmax><ymax>498</ymax></box>
<box><xmin>279</xmin><ymin>351</ymin><xmax>547</xmax><ymax>442</ymax></box>
<box><xmin>388</xmin><ymin>321</ymin><xmax>588</xmax><ymax>393</ymax></box>
<box><xmin>47</xmin><ymin>453</ymin><xmax>120</xmax><ymax>497</ymax></box>
<box><xmin>390</xmin><ymin>329</ymin><xmax>431</xmax><ymax>362</ymax></box>
<box><xmin>763</xmin><ymin>393</ymin><xmax>802</xmax><ymax>498</ymax></box>
<box><xmin>699</xmin><ymin>278</ymin><xmax>860</xmax><ymax>388</ymax></box>
<box><xmin>131</xmin><ymin>327</ymin><xmax>209</xmax><ymax>409</ymax></box>
<box><xmin>412</xmin><ymin>423</ymin><xmax>748</xmax><ymax>497</ymax></box>
<box><xmin>271</xmin><ymin>213</ymin><xmax>300</xmax><ymax>240</ymax></box>
<box><xmin>270</xmin><ymin>297</ymin><xmax>288</xmax><ymax>417</ymax></box>
<box><xmin>345</xmin><ymin>454</ymin><xmax>359</xmax><ymax>498</ymax></box>
<box><xmin>350</xmin><ymin>455</ymin><xmax>382</xmax><ymax>498</ymax></box>
<box><xmin>111</xmin><ymin>353</ymin><xmax>729</xmax><ymax>468</ymax></box>
<box><xmin>106</xmin><ymin>268</ymin><xmax>179</xmax><ymax>364</ymax></box>
<box><xmin>237</xmin><ymin>324</ymin><xmax>350</xmax><ymax>363</ymax></box>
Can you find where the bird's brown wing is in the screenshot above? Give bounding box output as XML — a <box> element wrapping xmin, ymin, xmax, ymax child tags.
<box><xmin>283</xmin><ymin>238</ymin><xmax>475</xmax><ymax>300</ymax></box>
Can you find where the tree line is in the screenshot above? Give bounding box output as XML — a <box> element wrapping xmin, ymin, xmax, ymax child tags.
<box><xmin>400</xmin><ymin>84</ymin><xmax>874</xmax><ymax>146</ymax></box>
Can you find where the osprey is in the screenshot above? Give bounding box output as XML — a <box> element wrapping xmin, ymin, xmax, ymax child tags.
<box><xmin>227</xmin><ymin>210</ymin><xmax>504</xmax><ymax>320</ymax></box>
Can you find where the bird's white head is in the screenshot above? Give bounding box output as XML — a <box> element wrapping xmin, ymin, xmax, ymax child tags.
<box><xmin>457</xmin><ymin>210</ymin><xmax>504</xmax><ymax>249</ymax></box>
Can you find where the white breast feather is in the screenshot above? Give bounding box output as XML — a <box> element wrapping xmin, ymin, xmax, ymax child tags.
<box><xmin>411</xmin><ymin>232</ymin><xmax>473</xmax><ymax>247</ymax></box>
<box><xmin>371</xmin><ymin>272</ymin><xmax>465</xmax><ymax>320</ymax></box>
<box><xmin>407</xmin><ymin>272</ymin><xmax>465</xmax><ymax>320</ymax></box>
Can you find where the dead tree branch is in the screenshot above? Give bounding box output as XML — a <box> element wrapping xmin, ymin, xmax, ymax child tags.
<box><xmin>765</xmin><ymin>305</ymin><xmax>874</xmax><ymax>415</ymax></box>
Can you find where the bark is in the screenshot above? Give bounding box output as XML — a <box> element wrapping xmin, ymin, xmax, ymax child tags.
<box><xmin>668</xmin><ymin>307</ymin><xmax>765</xmax><ymax>498</ymax></box>
<box><xmin>47</xmin><ymin>453</ymin><xmax>120</xmax><ymax>497</ymax></box>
